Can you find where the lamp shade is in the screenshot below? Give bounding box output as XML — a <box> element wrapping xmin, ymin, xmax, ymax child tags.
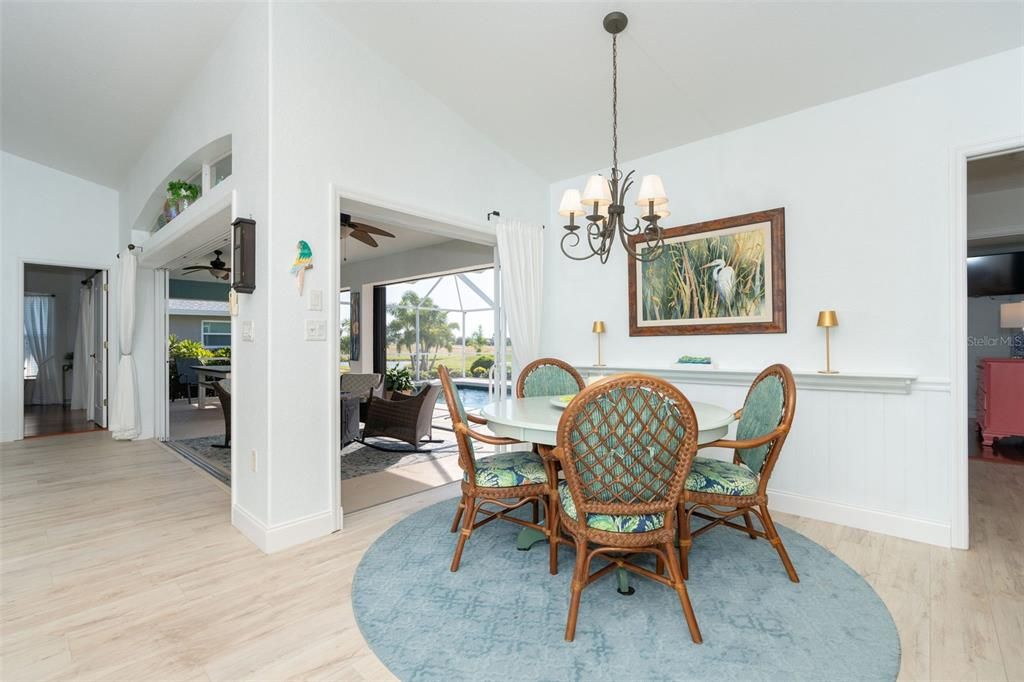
<box><xmin>558</xmin><ymin>189</ymin><xmax>585</xmax><ymax>217</ymax></box>
<box><xmin>1000</xmin><ymin>301</ymin><xmax>1024</xmax><ymax>328</ymax></box>
<box><xmin>635</xmin><ymin>174</ymin><xmax>668</xmax><ymax>207</ymax></box>
<box><xmin>652</xmin><ymin>202</ymin><xmax>670</xmax><ymax>220</ymax></box>
<box><xmin>592</xmin><ymin>320</ymin><xmax>606</xmax><ymax>334</ymax></box>
<box><xmin>581</xmin><ymin>175</ymin><xmax>613</xmax><ymax>207</ymax></box>
<box><xmin>816</xmin><ymin>310</ymin><xmax>838</xmax><ymax>327</ymax></box>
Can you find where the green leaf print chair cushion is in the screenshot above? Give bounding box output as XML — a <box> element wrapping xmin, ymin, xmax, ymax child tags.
<box><xmin>466</xmin><ymin>450</ymin><xmax>548</xmax><ymax>488</ymax></box>
<box><xmin>517</xmin><ymin>358</ymin><xmax>585</xmax><ymax>398</ymax></box>
<box><xmin>557</xmin><ymin>481</ymin><xmax>665</xmax><ymax>533</ymax></box>
<box><xmin>734</xmin><ymin>374</ymin><xmax>785</xmax><ymax>473</ymax></box>
<box><xmin>685</xmin><ymin>457</ymin><xmax>759</xmax><ymax>496</ymax></box>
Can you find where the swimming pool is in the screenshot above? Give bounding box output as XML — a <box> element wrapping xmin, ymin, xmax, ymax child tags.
<box><xmin>434</xmin><ymin>383</ymin><xmax>505</xmax><ymax>410</ymax></box>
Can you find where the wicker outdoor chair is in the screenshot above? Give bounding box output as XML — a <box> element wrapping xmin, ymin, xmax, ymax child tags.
<box><xmin>516</xmin><ymin>357</ymin><xmax>585</xmax><ymax>399</ymax></box>
<box><xmin>439</xmin><ymin>365</ymin><xmax>550</xmax><ymax>573</ymax></box>
<box><xmin>553</xmin><ymin>373</ymin><xmax>702</xmax><ymax>643</ymax></box>
<box><xmin>360</xmin><ymin>383</ymin><xmax>441</xmax><ymax>451</ymax></box>
<box><xmin>679</xmin><ymin>364</ymin><xmax>798</xmax><ymax>582</ymax></box>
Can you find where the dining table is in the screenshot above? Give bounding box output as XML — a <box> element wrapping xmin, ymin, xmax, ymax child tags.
<box><xmin>191</xmin><ymin>364</ymin><xmax>231</xmax><ymax>409</ymax></box>
<box><xmin>479</xmin><ymin>395</ymin><xmax>737</xmax><ymax>563</ymax></box>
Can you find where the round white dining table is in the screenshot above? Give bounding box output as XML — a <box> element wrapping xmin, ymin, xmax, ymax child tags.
<box><xmin>479</xmin><ymin>395</ymin><xmax>736</xmax><ymax>562</ymax></box>
<box><xmin>479</xmin><ymin>395</ymin><xmax>736</xmax><ymax>447</ymax></box>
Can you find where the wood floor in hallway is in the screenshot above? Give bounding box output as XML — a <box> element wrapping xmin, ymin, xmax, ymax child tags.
<box><xmin>1</xmin><ymin>431</ymin><xmax>1021</xmax><ymax>681</ymax></box>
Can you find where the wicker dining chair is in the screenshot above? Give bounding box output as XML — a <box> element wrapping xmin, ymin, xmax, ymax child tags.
<box><xmin>516</xmin><ymin>357</ymin><xmax>586</xmax><ymax>574</ymax></box>
<box><xmin>438</xmin><ymin>365</ymin><xmax>550</xmax><ymax>572</ymax></box>
<box><xmin>678</xmin><ymin>364</ymin><xmax>798</xmax><ymax>582</ymax></box>
<box><xmin>516</xmin><ymin>357</ymin><xmax>586</xmax><ymax>399</ymax></box>
<box><xmin>554</xmin><ymin>373</ymin><xmax>702</xmax><ymax>643</ymax></box>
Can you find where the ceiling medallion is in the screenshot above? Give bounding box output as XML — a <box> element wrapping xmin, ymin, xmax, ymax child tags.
<box><xmin>559</xmin><ymin>11</ymin><xmax>669</xmax><ymax>264</ymax></box>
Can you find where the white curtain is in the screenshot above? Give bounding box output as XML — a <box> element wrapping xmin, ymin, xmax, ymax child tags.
<box><xmin>111</xmin><ymin>250</ymin><xmax>140</xmax><ymax>440</ymax></box>
<box><xmin>495</xmin><ymin>219</ymin><xmax>544</xmax><ymax>374</ymax></box>
<box><xmin>24</xmin><ymin>294</ymin><xmax>60</xmax><ymax>405</ymax></box>
<box><xmin>70</xmin><ymin>284</ymin><xmax>94</xmax><ymax>410</ymax></box>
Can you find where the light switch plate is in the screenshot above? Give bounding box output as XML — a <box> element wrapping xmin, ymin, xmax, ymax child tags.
<box><xmin>241</xmin><ymin>320</ymin><xmax>255</xmax><ymax>342</ymax></box>
<box><xmin>308</xmin><ymin>288</ymin><xmax>323</xmax><ymax>311</ymax></box>
<box><xmin>304</xmin><ymin>319</ymin><xmax>327</xmax><ymax>341</ymax></box>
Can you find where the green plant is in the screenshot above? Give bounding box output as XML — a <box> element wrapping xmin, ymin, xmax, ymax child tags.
<box><xmin>469</xmin><ymin>354</ymin><xmax>494</xmax><ymax>374</ymax></box>
<box><xmin>168</xmin><ymin>335</ymin><xmax>212</xmax><ymax>360</ymax></box>
<box><xmin>471</xmin><ymin>366</ymin><xmax>488</xmax><ymax>378</ymax></box>
<box><xmin>385</xmin><ymin>366</ymin><xmax>414</xmax><ymax>393</ymax></box>
<box><xmin>211</xmin><ymin>347</ymin><xmax>231</xmax><ymax>358</ymax></box>
<box><xmin>166</xmin><ymin>180</ymin><xmax>200</xmax><ymax>204</ymax></box>
<box><xmin>468</xmin><ymin>324</ymin><xmax>487</xmax><ymax>353</ymax></box>
<box><xmin>386</xmin><ymin>291</ymin><xmax>459</xmax><ymax>371</ymax></box>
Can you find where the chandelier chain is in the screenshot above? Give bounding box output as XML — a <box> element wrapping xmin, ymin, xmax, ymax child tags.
<box><xmin>612</xmin><ymin>33</ymin><xmax>618</xmax><ymax>171</ymax></box>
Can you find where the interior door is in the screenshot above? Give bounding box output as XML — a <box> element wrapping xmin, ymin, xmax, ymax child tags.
<box><xmin>91</xmin><ymin>271</ymin><xmax>108</xmax><ymax>427</ymax></box>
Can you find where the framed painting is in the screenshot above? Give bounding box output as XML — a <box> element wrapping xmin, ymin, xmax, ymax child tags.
<box><xmin>628</xmin><ymin>208</ymin><xmax>786</xmax><ymax>336</ymax></box>
<box><xmin>350</xmin><ymin>291</ymin><xmax>361</xmax><ymax>361</ymax></box>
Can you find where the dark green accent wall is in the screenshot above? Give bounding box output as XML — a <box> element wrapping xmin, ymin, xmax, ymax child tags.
<box><xmin>169</xmin><ymin>279</ymin><xmax>230</xmax><ymax>301</ymax></box>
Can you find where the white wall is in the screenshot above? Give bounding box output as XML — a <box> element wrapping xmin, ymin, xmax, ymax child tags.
<box><xmin>117</xmin><ymin>6</ymin><xmax>270</xmax><ymax>522</ymax></box>
<box><xmin>0</xmin><ymin>152</ymin><xmax>119</xmax><ymax>440</ymax></box>
<box><xmin>543</xmin><ymin>48</ymin><xmax>1024</xmax><ymax>546</ymax></box>
<box><xmin>967</xmin><ymin>185</ymin><xmax>1024</xmax><ymax>240</ymax></box>
<box><xmin>259</xmin><ymin>2</ymin><xmax>545</xmax><ymax>545</ymax></box>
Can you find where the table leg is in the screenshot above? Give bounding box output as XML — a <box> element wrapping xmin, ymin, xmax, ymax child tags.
<box><xmin>197</xmin><ymin>375</ymin><xmax>207</xmax><ymax>409</ymax></box>
<box><xmin>516</xmin><ymin>527</ymin><xmax>547</xmax><ymax>551</ymax></box>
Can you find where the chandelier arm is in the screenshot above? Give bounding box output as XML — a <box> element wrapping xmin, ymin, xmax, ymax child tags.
<box><xmin>560</xmin><ymin>230</ymin><xmax>597</xmax><ymax>261</ymax></box>
<box><xmin>617</xmin><ymin>218</ymin><xmax>666</xmax><ymax>262</ymax></box>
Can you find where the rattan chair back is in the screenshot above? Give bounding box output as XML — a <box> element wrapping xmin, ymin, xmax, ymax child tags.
<box><xmin>438</xmin><ymin>365</ymin><xmax>478</xmax><ymax>476</ymax></box>
<box><xmin>735</xmin><ymin>364</ymin><xmax>796</xmax><ymax>488</ymax></box>
<box><xmin>516</xmin><ymin>358</ymin><xmax>586</xmax><ymax>399</ymax></box>
<box><xmin>557</xmin><ymin>373</ymin><xmax>698</xmax><ymax>518</ymax></box>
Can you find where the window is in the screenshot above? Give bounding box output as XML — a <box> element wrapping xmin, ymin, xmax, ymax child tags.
<box><xmin>23</xmin><ymin>294</ymin><xmax>54</xmax><ymax>379</ymax></box>
<box><xmin>201</xmin><ymin>320</ymin><xmax>231</xmax><ymax>349</ymax></box>
<box><xmin>339</xmin><ymin>289</ymin><xmax>351</xmax><ymax>372</ymax></box>
<box><xmin>211</xmin><ymin>153</ymin><xmax>232</xmax><ymax>188</ymax></box>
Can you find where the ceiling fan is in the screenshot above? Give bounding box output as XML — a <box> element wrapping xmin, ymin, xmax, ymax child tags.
<box><xmin>340</xmin><ymin>212</ymin><xmax>395</xmax><ymax>248</ymax></box>
<box><xmin>181</xmin><ymin>250</ymin><xmax>231</xmax><ymax>280</ymax></box>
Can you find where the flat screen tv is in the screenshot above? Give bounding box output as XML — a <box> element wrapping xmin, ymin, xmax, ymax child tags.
<box><xmin>967</xmin><ymin>252</ymin><xmax>1024</xmax><ymax>297</ymax></box>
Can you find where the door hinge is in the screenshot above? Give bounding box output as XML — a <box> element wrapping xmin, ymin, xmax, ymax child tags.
<box><xmin>103</xmin><ymin>283</ymin><xmax>108</xmax><ymax>292</ymax></box>
<box><xmin>103</xmin><ymin>340</ymin><xmax>108</xmax><ymax>350</ymax></box>
<box><xmin>103</xmin><ymin>398</ymin><xmax>108</xmax><ymax>407</ymax></box>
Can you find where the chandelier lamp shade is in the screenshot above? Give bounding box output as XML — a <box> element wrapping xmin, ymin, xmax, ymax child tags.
<box><xmin>560</xmin><ymin>11</ymin><xmax>669</xmax><ymax>264</ymax></box>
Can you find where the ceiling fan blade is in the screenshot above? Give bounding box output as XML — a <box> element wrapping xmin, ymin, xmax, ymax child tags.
<box><xmin>350</xmin><ymin>222</ymin><xmax>395</xmax><ymax>238</ymax></box>
<box><xmin>349</xmin><ymin>231</ymin><xmax>378</xmax><ymax>248</ymax></box>
<box><xmin>181</xmin><ymin>266</ymin><xmax>211</xmax><ymax>272</ymax></box>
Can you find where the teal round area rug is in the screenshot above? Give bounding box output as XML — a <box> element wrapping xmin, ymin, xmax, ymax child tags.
<box><xmin>352</xmin><ymin>499</ymin><xmax>899</xmax><ymax>682</ymax></box>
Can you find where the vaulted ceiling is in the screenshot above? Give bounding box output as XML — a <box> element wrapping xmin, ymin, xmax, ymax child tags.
<box><xmin>2</xmin><ymin>2</ymin><xmax>1022</xmax><ymax>189</ymax></box>
<box><xmin>328</xmin><ymin>1</ymin><xmax>1024</xmax><ymax>180</ymax></box>
<box><xmin>1</xmin><ymin>2</ymin><xmax>243</xmax><ymax>188</ymax></box>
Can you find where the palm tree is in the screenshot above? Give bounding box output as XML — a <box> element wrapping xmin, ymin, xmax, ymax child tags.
<box><xmin>386</xmin><ymin>291</ymin><xmax>458</xmax><ymax>373</ymax></box>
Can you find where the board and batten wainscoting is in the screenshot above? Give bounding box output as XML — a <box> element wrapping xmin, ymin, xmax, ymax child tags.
<box><xmin>576</xmin><ymin>365</ymin><xmax>953</xmax><ymax>547</ymax></box>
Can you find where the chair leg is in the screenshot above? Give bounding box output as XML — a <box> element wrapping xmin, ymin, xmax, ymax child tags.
<box><xmin>664</xmin><ymin>542</ymin><xmax>702</xmax><ymax>644</ymax></box>
<box><xmin>449</xmin><ymin>494</ymin><xmax>466</xmax><ymax>533</ymax></box>
<box><xmin>742</xmin><ymin>510</ymin><xmax>758</xmax><ymax>539</ymax></box>
<box><xmin>564</xmin><ymin>539</ymin><xmax>590</xmax><ymax>642</ymax></box>
<box><xmin>450</xmin><ymin>496</ymin><xmax>476</xmax><ymax>572</ymax></box>
<box><xmin>677</xmin><ymin>503</ymin><xmax>692</xmax><ymax>580</ymax></box>
<box><xmin>548</xmin><ymin>500</ymin><xmax>560</xmax><ymax>576</ymax></box>
<box><xmin>760</xmin><ymin>503</ymin><xmax>799</xmax><ymax>583</ymax></box>
<box><xmin>655</xmin><ymin>554</ymin><xmax>665</xmax><ymax>576</ymax></box>
<box><xmin>531</xmin><ymin>499</ymin><xmax>540</xmax><ymax>524</ymax></box>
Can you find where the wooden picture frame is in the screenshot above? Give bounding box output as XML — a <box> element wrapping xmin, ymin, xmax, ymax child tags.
<box><xmin>628</xmin><ymin>208</ymin><xmax>786</xmax><ymax>336</ymax></box>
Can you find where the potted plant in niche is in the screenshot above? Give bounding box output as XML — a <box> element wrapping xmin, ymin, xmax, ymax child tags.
<box><xmin>384</xmin><ymin>366</ymin><xmax>414</xmax><ymax>398</ymax></box>
<box><xmin>164</xmin><ymin>180</ymin><xmax>201</xmax><ymax>221</ymax></box>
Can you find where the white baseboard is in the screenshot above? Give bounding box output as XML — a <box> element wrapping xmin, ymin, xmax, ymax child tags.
<box><xmin>232</xmin><ymin>504</ymin><xmax>336</xmax><ymax>553</ymax></box>
<box><xmin>768</xmin><ymin>489</ymin><xmax>951</xmax><ymax>548</ymax></box>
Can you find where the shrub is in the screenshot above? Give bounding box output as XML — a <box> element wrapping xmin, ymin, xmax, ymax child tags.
<box><xmin>471</xmin><ymin>366</ymin><xmax>488</xmax><ymax>378</ymax></box>
<box><xmin>385</xmin><ymin>366</ymin><xmax>414</xmax><ymax>392</ymax></box>
<box><xmin>469</xmin><ymin>354</ymin><xmax>494</xmax><ymax>374</ymax></box>
<box><xmin>169</xmin><ymin>335</ymin><xmax>212</xmax><ymax>360</ymax></box>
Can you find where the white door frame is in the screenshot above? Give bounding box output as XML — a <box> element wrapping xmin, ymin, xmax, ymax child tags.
<box><xmin>950</xmin><ymin>135</ymin><xmax>1024</xmax><ymax>550</ymax></box>
<box><xmin>329</xmin><ymin>183</ymin><xmax>498</xmax><ymax>530</ymax></box>
<box><xmin>153</xmin><ymin>269</ymin><xmax>170</xmax><ymax>441</ymax></box>
<box><xmin>16</xmin><ymin>257</ymin><xmax>110</xmax><ymax>441</ymax></box>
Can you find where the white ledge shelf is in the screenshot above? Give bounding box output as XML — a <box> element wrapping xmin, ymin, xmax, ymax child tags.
<box><xmin>574</xmin><ymin>365</ymin><xmax>919</xmax><ymax>395</ymax></box>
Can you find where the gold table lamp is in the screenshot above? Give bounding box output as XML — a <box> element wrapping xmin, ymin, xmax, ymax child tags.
<box><xmin>592</xmin><ymin>320</ymin><xmax>606</xmax><ymax>367</ymax></box>
<box><xmin>816</xmin><ymin>310</ymin><xmax>839</xmax><ymax>374</ymax></box>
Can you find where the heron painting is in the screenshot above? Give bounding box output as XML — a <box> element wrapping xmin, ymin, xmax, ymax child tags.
<box><xmin>627</xmin><ymin>208</ymin><xmax>787</xmax><ymax>336</ymax></box>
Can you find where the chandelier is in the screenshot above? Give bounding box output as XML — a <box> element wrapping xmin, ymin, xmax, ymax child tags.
<box><xmin>559</xmin><ymin>11</ymin><xmax>669</xmax><ymax>264</ymax></box>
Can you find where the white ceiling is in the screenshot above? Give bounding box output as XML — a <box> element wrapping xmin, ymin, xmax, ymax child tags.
<box><xmin>328</xmin><ymin>1</ymin><xmax>1024</xmax><ymax>180</ymax></box>
<box><xmin>0</xmin><ymin>2</ymin><xmax>243</xmax><ymax>189</ymax></box>
<box><xmin>3</xmin><ymin>2</ymin><xmax>1021</xmax><ymax>190</ymax></box>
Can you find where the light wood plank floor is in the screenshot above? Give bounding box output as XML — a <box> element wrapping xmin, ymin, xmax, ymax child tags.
<box><xmin>1</xmin><ymin>431</ymin><xmax>1021</xmax><ymax>681</ymax></box>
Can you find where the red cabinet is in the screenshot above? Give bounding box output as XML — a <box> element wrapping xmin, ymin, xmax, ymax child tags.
<box><xmin>977</xmin><ymin>358</ymin><xmax>1024</xmax><ymax>446</ymax></box>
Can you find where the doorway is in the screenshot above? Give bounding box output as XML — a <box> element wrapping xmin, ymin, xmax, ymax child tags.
<box><xmin>21</xmin><ymin>263</ymin><xmax>108</xmax><ymax>438</ymax></box>
<box><xmin>159</xmin><ymin>230</ymin><xmax>234</xmax><ymax>484</ymax></box>
<box><xmin>334</xmin><ymin>192</ymin><xmax>508</xmax><ymax>515</ymax></box>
